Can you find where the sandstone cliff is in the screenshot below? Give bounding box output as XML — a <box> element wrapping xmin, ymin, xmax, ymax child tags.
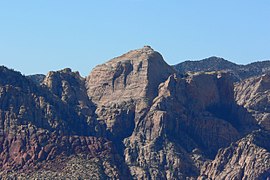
<box><xmin>86</xmin><ymin>46</ymin><xmax>174</xmax><ymax>140</ymax></box>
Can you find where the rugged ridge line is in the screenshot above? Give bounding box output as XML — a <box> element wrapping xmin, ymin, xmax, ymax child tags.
<box><xmin>174</xmin><ymin>56</ymin><xmax>270</xmax><ymax>81</ymax></box>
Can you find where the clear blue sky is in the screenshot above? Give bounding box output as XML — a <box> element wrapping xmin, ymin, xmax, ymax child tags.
<box><xmin>0</xmin><ymin>0</ymin><xmax>270</xmax><ymax>76</ymax></box>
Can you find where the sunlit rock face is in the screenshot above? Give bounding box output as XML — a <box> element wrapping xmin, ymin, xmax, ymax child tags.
<box><xmin>86</xmin><ymin>46</ymin><xmax>175</xmax><ymax>140</ymax></box>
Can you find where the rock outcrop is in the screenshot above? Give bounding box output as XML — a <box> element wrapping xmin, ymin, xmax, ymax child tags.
<box><xmin>86</xmin><ymin>46</ymin><xmax>174</xmax><ymax>107</ymax></box>
<box><xmin>235</xmin><ymin>74</ymin><xmax>270</xmax><ymax>130</ymax></box>
<box><xmin>86</xmin><ymin>46</ymin><xmax>175</xmax><ymax>140</ymax></box>
<box><xmin>42</xmin><ymin>68</ymin><xmax>103</xmax><ymax>136</ymax></box>
<box><xmin>200</xmin><ymin>130</ymin><xmax>270</xmax><ymax>179</ymax></box>
<box><xmin>123</xmin><ymin>71</ymin><xmax>257</xmax><ymax>179</ymax></box>
<box><xmin>0</xmin><ymin>66</ymin><xmax>126</xmax><ymax>179</ymax></box>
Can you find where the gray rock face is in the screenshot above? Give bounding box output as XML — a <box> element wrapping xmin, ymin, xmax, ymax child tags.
<box><xmin>123</xmin><ymin>71</ymin><xmax>256</xmax><ymax>179</ymax></box>
<box><xmin>200</xmin><ymin>130</ymin><xmax>270</xmax><ymax>180</ymax></box>
<box><xmin>235</xmin><ymin>74</ymin><xmax>270</xmax><ymax>130</ymax></box>
<box><xmin>86</xmin><ymin>46</ymin><xmax>175</xmax><ymax>140</ymax></box>
<box><xmin>42</xmin><ymin>68</ymin><xmax>101</xmax><ymax>135</ymax></box>
<box><xmin>86</xmin><ymin>46</ymin><xmax>174</xmax><ymax>107</ymax></box>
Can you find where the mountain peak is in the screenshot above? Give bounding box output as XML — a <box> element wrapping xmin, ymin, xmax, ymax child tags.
<box><xmin>203</xmin><ymin>56</ymin><xmax>228</xmax><ymax>62</ymax></box>
<box><xmin>86</xmin><ymin>47</ymin><xmax>174</xmax><ymax>106</ymax></box>
<box><xmin>142</xmin><ymin>45</ymin><xmax>152</xmax><ymax>49</ymax></box>
<box><xmin>107</xmin><ymin>46</ymin><xmax>158</xmax><ymax>66</ymax></box>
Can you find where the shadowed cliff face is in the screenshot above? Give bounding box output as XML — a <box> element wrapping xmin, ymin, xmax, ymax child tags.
<box><xmin>0</xmin><ymin>47</ymin><xmax>270</xmax><ymax>179</ymax></box>
<box><xmin>235</xmin><ymin>74</ymin><xmax>270</xmax><ymax>131</ymax></box>
<box><xmin>200</xmin><ymin>130</ymin><xmax>270</xmax><ymax>180</ymax></box>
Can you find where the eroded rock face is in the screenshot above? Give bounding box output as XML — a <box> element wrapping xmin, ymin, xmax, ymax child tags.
<box><xmin>0</xmin><ymin>66</ymin><xmax>126</xmax><ymax>178</ymax></box>
<box><xmin>86</xmin><ymin>46</ymin><xmax>174</xmax><ymax>109</ymax></box>
<box><xmin>200</xmin><ymin>130</ymin><xmax>270</xmax><ymax>180</ymax></box>
<box><xmin>235</xmin><ymin>74</ymin><xmax>270</xmax><ymax>130</ymax></box>
<box><xmin>0</xmin><ymin>129</ymin><xmax>116</xmax><ymax>175</ymax></box>
<box><xmin>42</xmin><ymin>68</ymin><xmax>105</xmax><ymax>136</ymax></box>
<box><xmin>86</xmin><ymin>46</ymin><xmax>175</xmax><ymax>140</ymax></box>
<box><xmin>95</xmin><ymin>101</ymin><xmax>135</xmax><ymax>140</ymax></box>
<box><xmin>123</xmin><ymin>71</ymin><xmax>254</xmax><ymax>179</ymax></box>
<box><xmin>43</xmin><ymin>69</ymin><xmax>91</xmax><ymax>108</ymax></box>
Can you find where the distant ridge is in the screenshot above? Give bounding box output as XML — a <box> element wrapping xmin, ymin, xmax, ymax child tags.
<box><xmin>174</xmin><ymin>56</ymin><xmax>270</xmax><ymax>80</ymax></box>
<box><xmin>27</xmin><ymin>74</ymin><xmax>46</xmax><ymax>85</ymax></box>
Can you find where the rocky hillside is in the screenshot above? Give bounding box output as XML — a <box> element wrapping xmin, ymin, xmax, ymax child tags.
<box><xmin>0</xmin><ymin>47</ymin><xmax>270</xmax><ymax>179</ymax></box>
<box><xmin>174</xmin><ymin>56</ymin><xmax>270</xmax><ymax>81</ymax></box>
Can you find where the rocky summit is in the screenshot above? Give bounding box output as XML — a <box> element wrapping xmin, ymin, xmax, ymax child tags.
<box><xmin>0</xmin><ymin>47</ymin><xmax>270</xmax><ymax>179</ymax></box>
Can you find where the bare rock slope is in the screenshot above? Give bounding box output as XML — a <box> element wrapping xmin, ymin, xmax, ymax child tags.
<box><xmin>235</xmin><ymin>74</ymin><xmax>270</xmax><ymax>131</ymax></box>
<box><xmin>86</xmin><ymin>46</ymin><xmax>175</xmax><ymax>140</ymax></box>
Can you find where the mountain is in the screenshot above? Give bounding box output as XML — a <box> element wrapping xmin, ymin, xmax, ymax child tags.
<box><xmin>0</xmin><ymin>48</ymin><xmax>270</xmax><ymax>179</ymax></box>
<box><xmin>174</xmin><ymin>56</ymin><xmax>239</xmax><ymax>73</ymax></box>
<box><xmin>174</xmin><ymin>56</ymin><xmax>270</xmax><ymax>80</ymax></box>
